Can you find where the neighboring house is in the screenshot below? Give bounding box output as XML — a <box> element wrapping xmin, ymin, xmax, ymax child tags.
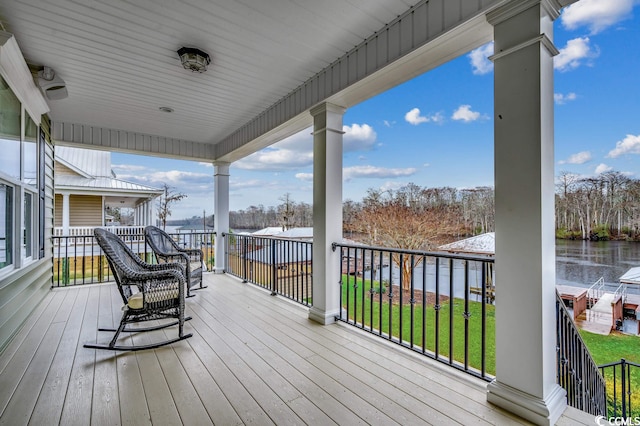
<box><xmin>54</xmin><ymin>146</ymin><xmax>163</xmax><ymax>235</ymax></box>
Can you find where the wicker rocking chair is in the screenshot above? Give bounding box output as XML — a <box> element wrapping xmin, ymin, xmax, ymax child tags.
<box><xmin>84</xmin><ymin>228</ymin><xmax>192</xmax><ymax>351</ymax></box>
<box><xmin>144</xmin><ymin>225</ymin><xmax>207</xmax><ymax>298</ymax></box>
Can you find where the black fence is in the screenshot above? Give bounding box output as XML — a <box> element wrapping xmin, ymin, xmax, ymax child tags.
<box><xmin>223</xmin><ymin>233</ymin><xmax>313</xmax><ymax>307</ymax></box>
<box><xmin>52</xmin><ymin>231</ymin><xmax>215</xmax><ymax>287</ymax></box>
<box><xmin>333</xmin><ymin>242</ymin><xmax>495</xmax><ymax>381</ymax></box>
<box><xmin>556</xmin><ymin>291</ymin><xmax>607</xmax><ymax>416</ymax></box>
<box><xmin>599</xmin><ymin>359</ymin><xmax>640</xmax><ymax>419</ymax></box>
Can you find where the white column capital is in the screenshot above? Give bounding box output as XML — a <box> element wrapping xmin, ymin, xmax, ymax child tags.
<box><xmin>487</xmin><ymin>0</ymin><xmax>562</xmax><ymax>26</ymax></box>
<box><xmin>213</xmin><ymin>161</ymin><xmax>230</xmax><ymax>176</ymax></box>
<box><xmin>309</xmin><ymin>102</ymin><xmax>346</xmax><ymax>118</ymax></box>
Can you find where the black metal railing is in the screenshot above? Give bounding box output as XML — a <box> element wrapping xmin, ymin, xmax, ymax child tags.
<box><xmin>52</xmin><ymin>231</ymin><xmax>215</xmax><ymax>287</ymax></box>
<box><xmin>223</xmin><ymin>233</ymin><xmax>312</xmax><ymax>307</ymax></box>
<box><xmin>333</xmin><ymin>242</ymin><xmax>495</xmax><ymax>381</ymax></box>
<box><xmin>556</xmin><ymin>291</ymin><xmax>607</xmax><ymax>416</ymax></box>
<box><xmin>599</xmin><ymin>359</ymin><xmax>640</xmax><ymax>419</ymax></box>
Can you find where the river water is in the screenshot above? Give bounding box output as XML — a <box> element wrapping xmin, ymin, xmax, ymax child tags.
<box><xmin>358</xmin><ymin>239</ymin><xmax>640</xmax><ymax>299</ymax></box>
<box><xmin>556</xmin><ymin>239</ymin><xmax>640</xmax><ymax>292</ymax></box>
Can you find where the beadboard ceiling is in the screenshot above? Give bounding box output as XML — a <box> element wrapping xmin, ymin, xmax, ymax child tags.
<box><xmin>0</xmin><ymin>0</ymin><xmax>417</xmax><ymax>143</ymax></box>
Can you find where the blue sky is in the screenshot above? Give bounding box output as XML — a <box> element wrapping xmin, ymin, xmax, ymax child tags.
<box><xmin>113</xmin><ymin>0</ymin><xmax>640</xmax><ymax>220</ymax></box>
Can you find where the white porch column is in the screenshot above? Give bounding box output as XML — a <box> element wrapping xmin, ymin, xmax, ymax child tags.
<box><xmin>309</xmin><ymin>102</ymin><xmax>345</xmax><ymax>325</ymax></box>
<box><xmin>213</xmin><ymin>162</ymin><xmax>230</xmax><ymax>274</ymax></box>
<box><xmin>62</xmin><ymin>192</ymin><xmax>70</xmax><ymax>235</ymax></box>
<box><xmin>486</xmin><ymin>1</ymin><xmax>565</xmax><ymax>425</ymax></box>
<box><xmin>147</xmin><ymin>200</ymin><xmax>154</xmax><ymax>226</ymax></box>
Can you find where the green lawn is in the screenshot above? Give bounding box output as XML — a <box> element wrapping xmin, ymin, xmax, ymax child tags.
<box><xmin>580</xmin><ymin>330</ymin><xmax>640</xmax><ymax>417</ymax></box>
<box><xmin>341</xmin><ymin>274</ymin><xmax>495</xmax><ymax>376</ymax></box>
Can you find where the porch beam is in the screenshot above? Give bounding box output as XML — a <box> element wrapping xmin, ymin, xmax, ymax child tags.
<box><xmin>51</xmin><ymin>123</ymin><xmax>215</xmax><ymax>162</ymax></box>
<box><xmin>309</xmin><ymin>103</ymin><xmax>345</xmax><ymax>325</ymax></box>
<box><xmin>213</xmin><ymin>162</ymin><xmax>230</xmax><ymax>274</ymax></box>
<box><xmin>486</xmin><ymin>1</ymin><xmax>565</xmax><ymax>425</ymax></box>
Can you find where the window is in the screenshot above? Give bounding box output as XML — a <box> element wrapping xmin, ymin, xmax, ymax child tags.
<box><xmin>0</xmin><ymin>75</ymin><xmax>21</xmax><ymax>180</ymax></box>
<box><xmin>24</xmin><ymin>114</ymin><xmax>38</xmax><ymax>187</ymax></box>
<box><xmin>23</xmin><ymin>191</ymin><xmax>33</xmax><ymax>260</ymax></box>
<box><xmin>0</xmin><ymin>74</ymin><xmax>42</xmax><ymax>273</ymax></box>
<box><xmin>0</xmin><ymin>183</ymin><xmax>13</xmax><ymax>269</ymax></box>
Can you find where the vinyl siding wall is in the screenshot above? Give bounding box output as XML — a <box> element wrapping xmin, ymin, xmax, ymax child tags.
<box><xmin>54</xmin><ymin>194</ymin><xmax>102</xmax><ymax>227</ymax></box>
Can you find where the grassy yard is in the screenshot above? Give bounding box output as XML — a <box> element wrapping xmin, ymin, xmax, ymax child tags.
<box><xmin>580</xmin><ymin>330</ymin><xmax>640</xmax><ymax>417</ymax></box>
<box><xmin>341</xmin><ymin>274</ymin><xmax>496</xmax><ymax>376</ymax></box>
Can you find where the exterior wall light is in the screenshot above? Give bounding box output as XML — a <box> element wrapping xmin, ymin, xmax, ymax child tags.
<box><xmin>177</xmin><ymin>47</ymin><xmax>211</xmax><ymax>73</ymax></box>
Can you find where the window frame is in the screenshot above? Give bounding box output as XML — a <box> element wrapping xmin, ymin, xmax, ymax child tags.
<box><xmin>0</xmin><ymin>76</ymin><xmax>43</xmax><ymax>277</ymax></box>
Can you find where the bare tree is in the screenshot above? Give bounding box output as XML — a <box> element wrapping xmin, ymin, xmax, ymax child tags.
<box><xmin>157</xmin><ymin>184</ymin><xmax>187</xmax><ymax>230</ymax></box>
<box><xmin>354</xmin><ymin>185</ymin><xmax>464</xmax><ymax>290</ymax></box>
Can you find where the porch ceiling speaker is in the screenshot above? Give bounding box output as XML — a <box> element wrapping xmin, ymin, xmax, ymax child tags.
<box><xmin>37</xmin><ymin>66</ymin><xmax>68</xmax><ymax>100</ymax></box>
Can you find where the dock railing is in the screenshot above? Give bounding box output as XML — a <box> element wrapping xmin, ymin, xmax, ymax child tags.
<box><xmin>587</xmin><ymin>277</ymin><xmax>605</xmax><ymax>310</ymax></box>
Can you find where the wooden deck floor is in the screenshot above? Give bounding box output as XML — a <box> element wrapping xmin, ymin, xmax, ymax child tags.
<box><xmin>0</xmin><ymin>273</ymin><xmax>593</xmax><ymax>425</ymax></box>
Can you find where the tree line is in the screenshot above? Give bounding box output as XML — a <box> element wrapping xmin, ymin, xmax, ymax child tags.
<box><xmin>230</xmin><ymin>185</ymin><xmax>495</xmax><ymax>248</ymax></box>
<box><xmin>556</xmin><ymin>171</ymin><xmax>640</xmax><ymax>241</ymax></box>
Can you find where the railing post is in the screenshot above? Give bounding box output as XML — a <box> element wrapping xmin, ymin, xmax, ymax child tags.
<box><xmin>271</xmin><ymin>239</ymin><xmax>277</xmax><ymax>296</ymax></box>
<box><xmin>242</xmin><ymin>236</ymin><xmax>248</xmax><ymax>283</ymax></box>
<box><xmin>621</xmin><ymin>358</ymin><xmax>627</xmax><ymax>418</ymax></box>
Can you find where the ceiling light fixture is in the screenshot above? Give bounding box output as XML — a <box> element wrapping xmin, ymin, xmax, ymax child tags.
<box><xmin>177</xmin><ymin>47</ymin><xmax>211</xmax><ymax>73</ymax></box>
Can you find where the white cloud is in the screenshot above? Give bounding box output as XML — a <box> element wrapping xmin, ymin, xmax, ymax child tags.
<box><xmin>607</xmin><ymin>134</ymin><xmax>640</xmax><ymax>158</ymax></box>
<box><xmin>558</xmin><ymin>151</ymin><xmax>592</xmax><ymax>165</ymax></box>
<box><xmin>383</xmin><ymin>120</ymin><xmax>395</xmax><ymax>127</ymax></box>
<box><xmin>295</xmin><ymin>173</ymin><xmax>313</xmax><ymax>182</ymax></box>
<box><xmin>404</xmin><ymin>108</ymin><xmax>444</xmax><ymax>125</ymax></box>
<box><xmin>235</xmin><ymin>148</ymin><xmax>313</xmax><ymax>171</ymax></box>
<box><xmin>451</xmin><ymin>105</ymin><xmax>481</xmax><ymax>122</ymax></box>
<box><xmin>234</xmin><ymin>123</ymin><xmax>377</xmax><ymax>171</ymax></box>
<box><xmin>468</xmin><ymin>42</ymin><xmax>494</xmax><ymax>75</ymax></box>
<box><xmin>595</xmin><ymin>163</ymin><xmax>613</xmax><ymax>174</ymax></box>
<box><xmin>297</xmin><ymin>166</ymin><xmax>418</xmax><ymax>182</ymax></box>
<box><xmin>554</xmin><ymin>92</ymin><xmax>578</xmax><ymax>105</ymax></box>
<box><xmin>112</xmin><ymin>164</ymin><xmax>149</xmax><ymax>173</ymax></box>
<box><xmin>554</xmin><ymin>37</ymin><xmax>599</xmax><ymax>72</ymax></box>
<box><xmin>343</xmin><ymin>165</ymin><xmax>417</xmax><ymax>181</ymax></box>
<box><xmin>343</xmin><ymin>123</ymin><xmax>377</xmax><ymax>152</ymax></box>
<box><xmin>405</xmin><ymin>108</ymin><xmax>428</xmax><ymax>125</ymax></box>
<box><xmin>561</xmin><ymin>0</ymin><xmax>635</xmax><ymax>34</ymax></box>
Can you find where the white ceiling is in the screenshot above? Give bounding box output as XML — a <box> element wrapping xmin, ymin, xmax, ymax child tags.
<box><xmin>0</xmin><ymin>0</ymin><xmax>415</xmax><ymax>144</ymax></box>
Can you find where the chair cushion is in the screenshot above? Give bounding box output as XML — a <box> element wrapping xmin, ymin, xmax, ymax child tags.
<box><xmin>190</xmin><ymin>261</ymin><xmax>202</xmax><ymax>272</ymax></box>
<box><xmin>127</xmin><ymin>287</ymin><xmax>179</xmax><ymax>310</ymax></box>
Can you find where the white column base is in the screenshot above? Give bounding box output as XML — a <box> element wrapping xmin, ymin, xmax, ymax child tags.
<box><xmin>308</xmin><ymin>307</ymin><xmax>340</xmax><ymax>325</ymax></box>
<box><xmin>487</xmin><ymin>380</ymin><xmax>567</xmax><ymax>426</ymax></box>
<box><xmin>212</xmin><ymin>266</ymin><xmax>225</xmax><ymax>274</ymax></box>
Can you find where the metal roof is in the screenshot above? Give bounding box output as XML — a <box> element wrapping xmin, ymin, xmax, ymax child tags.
<box><xmin>438</xmin><ymin>232</ymin><xmax>495</xmax><ymax>256</ymax></box>
<box><xmin>56</xmin><ymin>146</ymin><xmax>112</xmax><ymax>177</ymax></box>
<box><xmin>620</xmin><ymin>267</ymin><xmax>640</xmax><ymax>285</ymax></box>
<box><xmin>246</xmin><ymin>240</ymin><xmax>312</xmax><ymax>265</ymax></box>
<box><xmin>276</xmin><ymin>227</ymin><xmax>314</xmax><ymax>239</ymax></box>
<box><xmin>55</xmin><ymin>175</ymin><xmax>163</xmax><ymax>194</ymax></box>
